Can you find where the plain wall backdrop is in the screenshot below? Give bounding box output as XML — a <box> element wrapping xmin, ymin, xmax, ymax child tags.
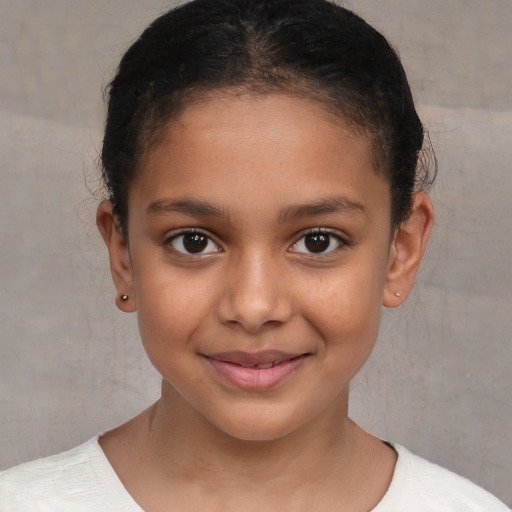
<box><xmin>1</xmin><ymin>0</ymin><xmax>511</xmax><ymax>506</ymax></box>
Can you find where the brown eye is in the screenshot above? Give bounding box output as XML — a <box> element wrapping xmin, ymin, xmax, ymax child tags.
<box><xmin>304</xmin><ymin>233</ymin><xmax>330</xmax><ymax>253</ymax></box>
<box><xmin>183</xmin><ymin>233</ymin><xmax>208</xmax><ymax>253</ymax></box>
<box><xmin>169</xmin><ymin>231</ymin><xmax>221</xmax><ymax>255</ymax></box>
<box><xmin>291</xmin><ymin>230</ymin><xmax>344</xmax><ymax>255</ymax></box>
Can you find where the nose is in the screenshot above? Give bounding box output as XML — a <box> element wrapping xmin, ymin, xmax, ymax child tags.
<box><xmin>216</xmin><ymin>250</ymin><xmax>293</xmax><ymax>333</ymax></box>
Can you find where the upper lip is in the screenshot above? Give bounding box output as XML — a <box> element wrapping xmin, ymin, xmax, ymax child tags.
<box><xmin>205</xmin><ymin>350</ymin><xmax>307</xmax><ymax>367</ymax></box>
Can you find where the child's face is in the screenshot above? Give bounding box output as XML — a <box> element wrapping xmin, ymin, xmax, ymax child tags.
<box><xmin>123</xmin><ymin>93</ymin><xmax>397</xmax><ymax>440</ymax></box>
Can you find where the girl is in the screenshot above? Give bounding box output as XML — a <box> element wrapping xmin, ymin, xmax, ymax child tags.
<box><xmin>0</xmin><ymin>0</ymin><xmax>508</xmax><ymax>510</ymax></box>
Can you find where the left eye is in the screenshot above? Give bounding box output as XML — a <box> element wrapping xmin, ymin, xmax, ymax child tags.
<box><xmin>291</xmin><ymin>231</ymin><xmax>344</xmax><ymax>254</ymax></box>
<box><xmin>169</xmin><ymin>231</ymin><xmax>221</xmax><ymax>255</ymax></box>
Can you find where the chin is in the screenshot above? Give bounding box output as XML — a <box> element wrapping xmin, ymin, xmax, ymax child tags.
<box><xmin>220</xmin><ymin>423</ymin><xmax>297</xmax><ymax>443</ymax></box>
<box><xmin>208</xmin><ymin>406</ymin><xmax>310</xmax><ymax>443</ymax></box>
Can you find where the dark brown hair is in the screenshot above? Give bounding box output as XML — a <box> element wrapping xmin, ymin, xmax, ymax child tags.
<box><xmin>101</xmin><ymin>0</ymin><xmax>435</xmax><ymax>235</ymax></box>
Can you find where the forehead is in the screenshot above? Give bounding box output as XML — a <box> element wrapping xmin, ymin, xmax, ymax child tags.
<box><xmin>131</xmin><ymin>93</ymin><xmax>390</xmax><ymax>220</ymax></box>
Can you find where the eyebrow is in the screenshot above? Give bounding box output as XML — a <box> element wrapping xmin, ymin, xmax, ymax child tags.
<box><xmin>147</xmin><ymin>198</ymin><xmax>231</xmax><ymax>220</ymax></box>
<box><xmin>277</xmin><ymin>196</ymin><xmax>366</xmax><ymax>222</ymax></box>
<box><xmin>147</xmin><ymin>195</ymin><xmax>365</xmax><ymax>223</ymax></box>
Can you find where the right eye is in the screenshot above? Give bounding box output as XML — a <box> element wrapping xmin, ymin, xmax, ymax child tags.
<box><xmin>289</xmin><ymin>228</ymin><xmax>346</xmax><ymax>256</ymax></box>
<box><xmin>168</xmin><ymin>230</ymin><xmax>221</xmax><ymax>255</ymax></box>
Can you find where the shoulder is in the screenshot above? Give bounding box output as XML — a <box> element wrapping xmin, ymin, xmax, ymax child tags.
<box><xmin>0</xmin><ymin>437</ymin><xmax>142</xmax><ymax>511</ymax></box>
<box><xmin>375</xmin><ymin>444</ymin><xmax>509</xmax><ymax>512</ymax></box>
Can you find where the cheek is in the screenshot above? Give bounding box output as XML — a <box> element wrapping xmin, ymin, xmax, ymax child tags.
<box><xmin>134</xmin><ymin>249</ymin><xmax>215</xmax><ymax>321</ymax></box>
<box><xmin>300</xmin><ymin>261</ymin><xmax>386</xmax><ymax>367</ymax></box>
<box><xmin>135</xmin><ymin>297</ymin><xmax>205</xmax><ymax>389</ymax></box>
<box><xmin>132</xmin><ymin>264</ymin><xmax>217</xmax><ymax>367</ymax></box>
<box><xmin>314</xmin><ymin>280</ymin><xmax>383</xmax><ymax>389</ymax></box>
<box><xmin>304</xmin><ymin>265</ymin><xmax>384</xmax><ymax>327</ymax></box>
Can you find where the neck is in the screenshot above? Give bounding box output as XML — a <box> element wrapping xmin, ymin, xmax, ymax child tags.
<box><xmin>101</xmin><ymin>380</ymin><xmax>396</xmax><ymax>511</ymax></box>
<box><xmin>147</xmin><ymin>383</ymin><xmax>358</xmax><ymax>490</ymax></box>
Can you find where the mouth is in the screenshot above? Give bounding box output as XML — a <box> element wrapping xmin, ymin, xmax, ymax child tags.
<box><xmin>204</xmin><ymin>351</ymin><xmax>311</xmax><ymax>390</ymax></box>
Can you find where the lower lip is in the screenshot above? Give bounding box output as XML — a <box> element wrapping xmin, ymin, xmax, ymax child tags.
<box><xmin>205</xmin><ymin>356</ymin><xmax>308</xmax><ymax>391</ymax></box>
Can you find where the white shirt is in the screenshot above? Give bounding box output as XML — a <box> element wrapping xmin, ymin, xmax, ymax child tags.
<box><xmin>0</xmin><ymin>437</ymin><xmax>509</xmax><ymax>511</ymax></box>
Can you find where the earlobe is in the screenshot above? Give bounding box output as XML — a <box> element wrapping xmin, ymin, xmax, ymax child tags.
<box><xmin>96</xmin><ymin>201</ymin><xmax>136</xmax><ymax>313</ymax></box>
<box><xmin>383</xmin><ymin>192</ymin><xmax>434</xmax><ymax>308</ymax></box>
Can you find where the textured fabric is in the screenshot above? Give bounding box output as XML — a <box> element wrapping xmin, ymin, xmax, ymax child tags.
<box><xmin>374</xmin><ymin>444</ymin><xmax>510</xmax><ymax>511</ymax></box>
<box><xmin>0</xmin><ymin>438</ymin><xmax>143</xmax><ymax>511</ymax></box>
<box><xmin>0</xmin><ymin>437</ymin><xmax>509</xmax><ymax>511</ymax></box>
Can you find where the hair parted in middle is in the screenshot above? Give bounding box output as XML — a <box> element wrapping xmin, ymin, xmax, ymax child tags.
<box><xmin>101</xmin><ymin>0</ymin><xmax>435</xmax><ymax>236</ymax></box>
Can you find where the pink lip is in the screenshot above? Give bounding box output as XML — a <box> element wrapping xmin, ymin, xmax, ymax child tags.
<box><xmin>204</xmin><ymin>351</ymin><xmax>309</xmax><ymax>390</ymax></box>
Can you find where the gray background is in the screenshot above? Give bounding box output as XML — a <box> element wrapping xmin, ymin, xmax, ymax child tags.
<box><xmin>1</xmin><ymin>0</ymin><xmax>510</xmax><ymax>506</ymax></box>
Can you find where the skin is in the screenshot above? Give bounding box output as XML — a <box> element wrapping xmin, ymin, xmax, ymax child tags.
<box><xmin>97</xmin><ymin>92</ymin><xmax>433</xmax><ymax>511</ymax></box>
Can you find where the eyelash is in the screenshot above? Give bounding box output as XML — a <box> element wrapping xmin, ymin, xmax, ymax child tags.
<box><xmin>165</xmin><ymin>227</ymin><xmax>348</xmax><ymax>258</ymax></box>
<box><xmin>165</xmin><ymin>228</ymin><xmax>222</xmax><ymax>257</ymax></box>
<box><xmin>289</xmin><ymin>228</ymin><xmax>347</xmax><ymax>256</ymax></box>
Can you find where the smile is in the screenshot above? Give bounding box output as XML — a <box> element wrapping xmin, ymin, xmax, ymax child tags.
<box><xmin>204</xmin><ymin>351</ymin><xmax>310</xmax><ymax>390</ymax></box>
<box><xmin>237</xmin><ymin>360</ymin><xmax>284</xmax><ymax>369</ymax></box>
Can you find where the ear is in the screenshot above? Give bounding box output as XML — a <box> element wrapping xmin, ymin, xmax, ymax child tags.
<box><xmin>383</xmin><ymin>192</ymin><xmax>434</xmax><ymax>308</ymax></box>
<box><xmin>96</xmin><ymin>201</ymin><xmax>136</xmax><ymax>312</ymax></box>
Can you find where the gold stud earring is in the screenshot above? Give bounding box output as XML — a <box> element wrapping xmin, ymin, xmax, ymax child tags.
<box><xmin>394</xmin><ymin>292</ymin><xmax>401</xmax><ymax>297</ymax></box>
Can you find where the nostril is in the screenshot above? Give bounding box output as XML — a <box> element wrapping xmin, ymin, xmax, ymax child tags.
<box><xmin>215</xmin><ymin>273</ymin><xmax>294</xmax><ymax>332</ymax></box>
